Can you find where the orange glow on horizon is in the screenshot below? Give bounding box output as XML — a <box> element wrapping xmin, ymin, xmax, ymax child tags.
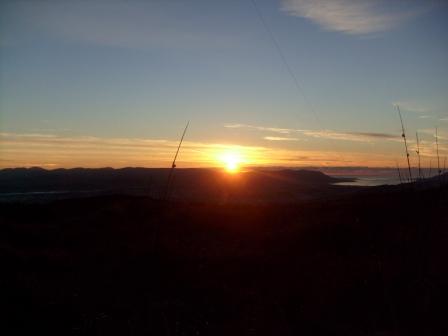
<box><xmin>1</xmin><ymin>131</ymin><xmax>437</xmax><ymax>169</ymax></box>
<box><xmin>218</xmin><ymin>150</ymin><xmax>244</xmax><ymax>173</ymax></box>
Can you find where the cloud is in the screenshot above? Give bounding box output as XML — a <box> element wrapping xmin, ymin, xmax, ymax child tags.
<box><xmin>419</xmin><ymin>128</ymin><xmax>448</xmax><ymax>140</ymax></box>
<box><xmin>393</xmin><ymin>101</ymin><xmax>430</xmax><ymax>114</ymax></box>
<box><xmin>0</xmin><ymin>132</ymin><xmax>406</xmax><ymax>168</ymax></box>
<box><xmin>281</xmin><ymin>0</ymin><xmax>422</xmax><ymax>35</ymax></box>
<box><xmin>415</xmin><ymin>129</ymin><xmax>448</xmax><ymax>156</ymax></box>
<box><xmin>0</xmin><ymin>132</ymin><xmax>252</xmax><ymax>167</ymax></box>
<box><xmin>225</xmin><ymin>123</ymin><xmax>398</xmax><ymax>142</ymax></box>
<box><xmin>264</xmin><ymin>136</ymin><xmax>299</xmax><ymax>141</ymax></box>
<box><xmin>225</xmin><ymin>124</ymin><xmax>292</xmax><ymax>134</ymax></box>
<box><xmin>300</xmin><ymin>130</ymin><xmax>399</xmax><ymax>142</ymax></box>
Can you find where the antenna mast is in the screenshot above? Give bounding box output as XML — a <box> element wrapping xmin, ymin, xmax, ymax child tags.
<box><xmin>396</xmin><ymin>105</ymin><xmax>412</xmax><ymax>182</ymax></box>
<box><xmin>163</xmin><ymin>121</ymin><xmax>190</xmax><ymax>201</ymax></box>
<box><xmin>416</xmin><ymin>131</ymin><xmax>422</xmax><ymax>179</ymax></box>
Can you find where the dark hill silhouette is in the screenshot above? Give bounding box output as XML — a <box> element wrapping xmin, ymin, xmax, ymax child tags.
<box><xmin>0</xmin><ymin>175</ymin><xmax>447</xmax><ymax>335</ymax></box>
<box><xmin>0</xmin><ymin>167</ymin><xmax>355</xmax><ymax>202</ymax></box>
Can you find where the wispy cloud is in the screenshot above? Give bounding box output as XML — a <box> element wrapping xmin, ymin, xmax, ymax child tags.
<box><xmin>393</xmin><ymin>101</ymin><xmax>430</xmax><ymax>114</ymax></box>
<box><xmin>0</xmin><ymin>132</ymin><xmax>406</xmax><ymax>168</ymax></box>
<box><xmin>301</xmin><ymin>130</ymin><xmax>399</xmax><ymax>142</ymax></box>
<box><xmin>264</xmin><ymin>136</ymin><xmax>299</xmax><ymax>141</ymax></box>
<box><xmin>225</xmin><ymin>123</ymin><xmax>398</xmax><ymax>142</ymax></box>
<box><xmin>419</xmin><ymin>128</ymin><xmax>448</xmax><ymax>141</ymax></box>
<box><xmin>225</xmin><ymin>124</ymin><xmax>292</xmax><ymax>134</ymax></box>
<box><xmin>0</xmin><ymin>132</ymin><xmax>263</xmax><ymax>168</ymax></box>
<box><xmin>281</xmin><ymin>0</ymin><xmax>423</xmax><ymax>35</ymax></box>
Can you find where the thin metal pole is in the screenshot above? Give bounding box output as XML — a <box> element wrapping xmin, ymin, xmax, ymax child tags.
<box><xmin>153</xmin><ymin>121</ymin><xmax>190</xmax><ymax>256</ymax></box>
<box><xmin>396</xmin><ymin>105</ymin><xmax>412</xmax><ymax>182</ymax></box>
<box><xmin>163</xmin><ymin>121</ymin><xmax>190</xmax><ymax>201</ymax></box>
<box><xmin>416</xmin><ymin>131</ymin><xmax>422</xmax><ymax>179</ymax></box>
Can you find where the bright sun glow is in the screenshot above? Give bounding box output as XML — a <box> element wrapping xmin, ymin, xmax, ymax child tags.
<box><xmin>219</xmin><ymin>151</ymin><xmax>243</xmax><ymax>173</ymax></box>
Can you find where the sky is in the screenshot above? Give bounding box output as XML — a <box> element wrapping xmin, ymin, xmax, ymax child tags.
<box><xmin>1</xmin><ymin>0</ymin><xmax>447</xmax><ymax>169</ymax></box>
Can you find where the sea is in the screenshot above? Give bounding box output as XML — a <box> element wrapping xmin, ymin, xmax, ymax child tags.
<box><xmin>326</xmin><ymin>168</ymin><xmax>439</xmax><ymax>186</ymax></box>
<box><xmin>333</xmin><ymin>175</ymin><xmax>401</xmax><ymax>186</ymax></box>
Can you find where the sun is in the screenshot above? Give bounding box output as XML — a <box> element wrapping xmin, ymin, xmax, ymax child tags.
<box><xmin>219</xmin><ymin>151</ymin><xmax>242</xmax><ymax>173</ymax></box>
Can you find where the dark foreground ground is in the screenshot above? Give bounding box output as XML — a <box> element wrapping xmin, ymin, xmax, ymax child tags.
<box><xmin>1</xmin><ymin>181</ymin><xmax>448</xmax><ymax>335</ymax></box>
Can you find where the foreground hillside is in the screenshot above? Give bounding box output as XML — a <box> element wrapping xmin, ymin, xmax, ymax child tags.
<box><xmin>1</xmin><ymin>180</ymin><xmax>447</xmax><ymax>335</ymax></box>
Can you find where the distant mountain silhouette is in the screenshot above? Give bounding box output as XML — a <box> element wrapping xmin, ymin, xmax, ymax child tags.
<box><xmin>0</xmin><ymin>167</ymin><xmax>356</xmax><ymax>202</ymax></box>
